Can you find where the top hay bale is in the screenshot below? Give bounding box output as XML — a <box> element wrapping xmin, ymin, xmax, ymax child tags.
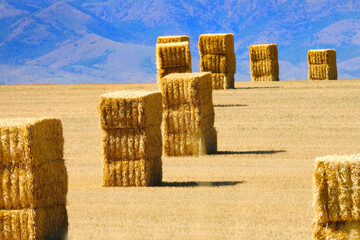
<box><xmin>156</xmin><ymin>42</ymin><xmax>192</xmax><ymax>70</ymax></box>
<box><xmin>308</xmin><ymin>49</ymin><xmax>337</xmax><ymax>65</ymax></box>
<box><xmin>99</xmin><ymin>91</ymin><xmax>162</xmax><ymax>130</ymax></box>
<box><xmin>313</xmin><ymin>154</ymin><xmax>360</xmax><ymax>224</ymax></box>
<box><xmin>0</xmin><ymin>118</ymin><xmax>63</xmax><ymax>167</ymax></box>
<box><xmin>157</xmin><ymin>35</ymin><xmax>189</xmax><ymax>44</ymax></box>
<box><xmin>199</xmin><ymin>33</ymin><xmax>234</xmax><ymax>55</ymax></box>
<box><xmin>249</xmin><ymin>44</ymin><xmax>278</xmax><ymax>62</ymax></box>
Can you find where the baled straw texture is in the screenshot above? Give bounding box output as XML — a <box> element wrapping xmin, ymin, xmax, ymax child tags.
<box><xmin>251</xmin><ymin>75</ymin><xmax>279</xmax><ymax>82</ymax></box>
<box><xmin>308</xmin><ymin>64</ymin><xmax>337</xmax><ymax>80</ymax></box>
<box><xmin>0</xmin><ymin>118</ymin><xmax>63</xmax><ymax>167</ymax></box>
<box><xmin>157</xmin><ymin>35</ymin><xmax>189</xmax><ymax>44</ymax></box>
<box><xmin>103</xmin><ymin>158</ymin><xmax>162</xmax><ymax>187</ymax></box>
<box><xmin>99</xmin><ymin>91</ymin><xmax>162</xmax><ymax>130</ymax></box>
<box><xmin>308</xmin><ymin>49</ymin><xmax>337</xmax><ymax>65</ymax></box>
<box><xmin>313</xmin><ymin>154</ymin><xmax>360</xmax><ymax>224</ymax></box>
<box><xmin>199</xmin><ymin>33</ymin><xmax>234</xmax><ymax>55</ymax></box>
<box><xmin>313</xmin><ymin>221</ymin><xmax>360</xmax><ymax>240</ymax></box>
<box><xmin>200</xmin><ymin>53</ymin><xmax>236</xmax><ymax>73</ymax></box>
<box><xmin>249</xmin><ymin>44</ymin><xmax>278</xmax><ymax>62</ymax></box>
<box><xmin>249</xmin><ymin>44</ymin><xmax>279</xmax><ymax>81</ymax></box>
<box><xmin>0</xmin><ymin>206</ymin><xmax>68</xmax><ymax>240</ymax></box>
<box><xmin>250</xmin><ymin>60</ymin><xmax>279</xmax><ymax>77</ymax></box>
<box><xmin>0</xmin><ymin>160</ymin><xmax>67</xmax><ymax>209</ymax></box>
<box><xmin>156</xmin><ymin>42</ymin><xmax>192</xmax><ymax>70</ymax></box>
<box><xmin>210</xmin><ymin>73</ymin><xmax>235</xmax><ymax>89</ymax></box>
<box><xmin>157</xmin><ymin>66</ymin><xmax>191</xmax><ymax>80</ymax></box>
<box><xmin>102</xmin><ymin>125</ymin><xmax>162</xmax><ymax>161</ymax></box>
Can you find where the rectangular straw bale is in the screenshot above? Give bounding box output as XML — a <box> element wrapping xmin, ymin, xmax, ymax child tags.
<box><xmin>162</xmin><ymin>127</ymin><xmax>217</xmax><ymax>156</ymax></box>
<box><xmin>157</xmin><ymin>35</ymin><xmax>189</xmax><ymax>44</ymax></box>
<box><xmin>210</xmin><ymin>73</ymin><xmax>235</xmax><ymax>89</ymax></box>
<box><xmin>308</xmin><ymin>49</ymin><xmax>337</xmax><ymax>65</ymax></box>
<box><xmin>99</xmin><ymin>91</ymin><xmax>162</xmax><ymax>130</ymax></box>
<box><xmin>162</xmin><ymin>103</ymin><xmax>214</xmax><ymax>133</ymax></box>
<box><xmin>249</xmin><ymin>44</ymin><xmax>278</xmax><ymax>61</ymax></box>
<box><xmin>103</xmin><ymin>158</ymin><xmax>162</xmax><ymax>187</ymax></box>
<box><xmin>250</xmin><ymin>59</ymin><xmax>279</xmax><ymax>77</ymax></box>
<box><xmin>0</xmin><ymin>205</ymin><xmax>68</xmax><ymax>240</ymax></box>
<box><xmin>200</xmin><ymin>53</ymin><xmax>236</xmax><ymax>73</ymax></box>
<box><xmin>199</xmin><ymin>33</ymin><xmax>234</xmax><ymax>55</ymax></box>
<box><xmin>156</xmin><ymin>42</ymin><xmax>191</xmax><ymax>69</ymax></box>
<box><xmin>0</xmin><ymin>160</ymin><xmax>67</xmax><ymax>209</ymax></box>
<box><xmin>252</xmin><ymin>75</ymin><xmax>279</xmax><ymax>82</ymax></box>
<box><xmin>0</xmin><ymin>118</ymin><xmax>63</xmax><ymax>167</ymax></box>
<box><xmin>159</xmin><ymin>72</ymin><xmax>213</xmax><ymax>109</ymax></box>
<box><xmin>308</xmin><ymin>64</ymin><xmax>337</xmax><ymax>80</ymax></box>
<box><xmin>313</xmin><ymin>154</ymin><xmax>360</xmax><ymax>224</ymax></box>
<box><xmin>313</xmin><ymin>221</ymin><xmax>360</xmax><ymax>240</ymax></box>
<box><xmin>102</xmin><ymin>125</ymin><xmax>162</xmax><ymax>161</ymax></box>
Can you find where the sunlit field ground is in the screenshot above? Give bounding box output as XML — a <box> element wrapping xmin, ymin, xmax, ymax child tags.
<box><xmin>1</xmin><ymin>80</ymin><xmax>360</xmax><ymax>239</ymax></box>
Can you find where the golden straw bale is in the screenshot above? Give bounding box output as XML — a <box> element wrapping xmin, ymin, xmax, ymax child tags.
<box><xmin>156</xmin><ymin>66</ymin><xmax>191</xmax><ymax>80</ymax></box>
<box><xmin>199</xmin><ymin>33</ymin><xmax>234</xmax><ymax>55</ymax></box>
<box><xmin>313</xmin><ymin>154</ymin><xmax>360</xmax><ymax>224</ymax></box>
<box><xmin>103</xmin><ymin>158</ymin><xmax>162</xmax><ymax>187</ymax></box>
<box><xmin>162</xmin><ymin>103</ymin><xmax>214</xmax><ymax>133</ymax></box>
<box><xmin>210</xmin><ymin>73</ymin><xmax>235</xmax><ymax>89</ymax></box>
<box><xmin>308</xmin><ymin>64</ymin><xmax>337</xmax><ymax>80</ymax></box>
<box><xmin>249</xmin><ymin>44</ymin><xmax>278</xmax><ymax>62</ymax></box>
<box><xmin>313</xmin><ymin>221</ymin><xmax>360</xmax><ymax>240</ymax></box>
<box><xmin>99</xmin><ymin>91</ymin><xmax>162</xmax><ymax>130</ymax></box>
<box><xmin>200</xmin><ymin>53</ymin><xmax>236</xmax><ymax>73</ymax></box>
<box><xmin>156</xmin><ymin>42</ymin><xmax>192</xmax><ymax>69</ymax></box>
<box><xmin>0</xmin><ymin>206</ymin><xmax>68</xmax><ymax>240</ymax></box>
<box><xmin>0</xmin><ymin>160</ymin><xmax>67</xmax><ymax>209</ymax></box>
<box><xmin>0</xmin><ymin>118</ymin><xmax>63</xmax><ymax>167</ymax></box>
<box><xmin>102</xmin><ymin>125</ymin><xmax>162</xmax><ymax>161</ymax></box>
<box><xmin>159</xmin><ymin>72</ymin><xmax>213</xmax><ymax>108</ymax></box>
<box><xmin>157</xmin><ymin>35</ymin><xmax>189</xmax><ymax>44</ymax></box>
<box><xmin>252</xmin><ymin>75</ymin><xmax>279</xmax><ymax>82</ymax></box>
<box><xmin>308</xmin><ymin>49</ymin><xmax>337</xmax><ymax>65</ymax></box>
<box><xmin>250</xmin><ymin>60</ymin><xmax>279</xmax><ymax>77</ymax></box>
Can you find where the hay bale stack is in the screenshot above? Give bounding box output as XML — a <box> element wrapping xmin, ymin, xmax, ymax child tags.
<box><xmin>159</xmin><ymin>72</ymin><xmax>217</xmax><ymax>156</ymax></box>
<box><xmin>313</xmin><ymin>154</ymin><xmax>360</xmax><ymax>239</ymax></box>
<box><xmin>0</xmin><ymin>118</ymin><xmax>68</xmax><ymax>239</ymax></box>
<box><xmin>249</xmin><ymin>44</ymin><xmax>279</xmax><ymax>81</ymax></box>
<box><xmin>199</xmin><ymin>33</ymin><xmax>236</xmax><ymax>89</ymax></box>
<box><xmin>156</xmin><ymin>41</ymin><xmax>192</xmax><ymax>82</ymax></box>
<box><xmin>99</xmin><ymin>91</ymin><xmax>163</xmax><ymax>187</ymax></box>
<box><xmin>308</xmin><ymin>49</ymin><xmax>337</xmax><ymax>80</ymax></box>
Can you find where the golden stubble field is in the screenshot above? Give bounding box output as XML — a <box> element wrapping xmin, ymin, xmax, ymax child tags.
<box><xmin>1</xmin><ymin>80</ymin><xmax>360</xmax><ymax>239</ymax></box>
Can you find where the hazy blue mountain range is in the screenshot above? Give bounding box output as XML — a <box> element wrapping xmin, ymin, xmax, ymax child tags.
<box><xmin>0</xmin><ymin>0</ymin><xmax>359</xmax><ymax>84</ymax></box>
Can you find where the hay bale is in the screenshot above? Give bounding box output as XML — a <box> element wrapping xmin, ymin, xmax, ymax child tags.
<box><xmin>99</xmin><ymin>91</ymin><xmax>162</xmax><ymax>130</ymax></box>
<box><xmin>313</xmin><ymin>154</ymin><xmax>360</xmax><ymax>224</ymax></box>
<box><xmin>308</xmin><ymin>49</ymin><xmax>337</xmax><ymax>80</ymax></box>
<box><xmin>199</xmin><ymin>33</ymin><xmax>234</xmax><ymax>55</ymax></box>
<box><xmin>0</xmin><ymin>118</ymin><xmax>64</xmax><ymax>167</ymax></box>
<box><xmin>156</xmin><ymin>42</ymin><xmax>192</xmax><ymax>70</ymax></box>
<box><xmin>0</xmin><ymin>206</ymin><xmax>68</xmax><ymax>239</ymax></box>
<box><xmin>313</xmin><ymin>221</ymin><xmax>360</xmax><ymax>240</ymax></box>
<box><xmin>308</xmin><ymin>49</ymin><xmax>337</xmax><ymax>65</ymax></box>
<box><xmin>157</xmin><ymin>35</ymin><xmax>189</xmax><ymax>44</ymax></box>
<box><xmin>157</xmin><ymin>66</ymin><xmax>191</xmax><ymax>81</ymax></box>
<box><xmin>159</xmin><ymin>72</ymin><xmax>217</xmax><ymax>156</ymax></box>
<box><xmin>200</xmin><ymin>53</ymin><xmax>236</xmax><ymax>73</ymax></box>
<box><xmin>210</xmin><ymin>73</ymin><xmax>235</xmax><ymax>89</ymax></box>
<box><xmin>103</xmin><ymin>158</ymin><xmax>162</xmax><ymax>187</ymax></box>
<box><xmin>249</xmin><ymin>44</ymin><xmax>279</xmax><ymax>81</ymax></box>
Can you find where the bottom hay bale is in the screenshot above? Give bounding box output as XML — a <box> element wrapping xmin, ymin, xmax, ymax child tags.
<box><xmin>103</xmin><ymin>158</ymin><xmax>162</xmax><ymax>187</ymax></box>
<box><xmin>211</xmin><ymin>73</ymin><xmax>234</xmax><ymax>89</ymax></box>
<box><xmin>163</xmin><ymin>127</ymin><xmax>217</xmax><ymax>156</ymax></box>
<box><xmin>309</xmin><ymin>64</ymin><xmax>337</xmax><ymax>80</ymax></box>
<box><xmin>0</xmin><ymin>206</ymin><xmax>68</xmax><ymax>240</ymax></box>
<box><xmin>252</xmin><ymin>74</ymin><xmax>279</xmax><ymax>82</ymax></box>
<box><xmin>313</xmin><ymin>221</ymin><xmax>360</xmax><ymax>240</ymax></box>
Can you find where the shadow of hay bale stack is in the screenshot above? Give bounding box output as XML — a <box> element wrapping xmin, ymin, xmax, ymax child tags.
<box><xmin>159</xmin><ymin>72</ymin><xmax>217</xmax><ymax>156</ymax></box>
<box><xmin>199</xmin><ymin>33</ymin><xmax>236</xmax><ymax>89</ymax></box>
<box><xmin>99</xmin><ymin>91</ymin><xmax>163</xmax><ymax>187</ymax></box>
<box><xmin>0</xmin><ymin>118</ymin><xmax>68</xmax><ymax>239</ymax></box>
<box><xmin>313</xmin><ymin>154</ymin><xmax>360</xmax><ymax>239</ymax></box>
<box><xmin>249</xmin><ymin>44</ymin><xmax>279</xmax><ymax>81</ymax></box>
<box><xmin>308</xmin><ymin>49</ymin><xmax>338</xmax><ymax>80</ymax></box>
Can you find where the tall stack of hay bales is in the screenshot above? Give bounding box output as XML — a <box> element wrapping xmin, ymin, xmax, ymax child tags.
<box><xmin>0</xmin><ymin>118</ymin><xmax>68</xmax><ymax>239</ymax></box>
<box><xmin>198</xmin><ymin>33</ymin><xmax>236</xmax><ymax>89</ymax></box>
<box><xmin>313</xmin><ymin>154</ymin><xmax>360</xmax><ymax>239</ymax></box>
<box><xmin>99</xmin><ymin>91</ymin><xmax>163</xmax><ymax>187</ymax></box>
<box><xmin>159</xmin><ymin>72</ymin><xmax>217</xmax><ymax>156</ymax></box>
<box><xmin>308</xmin><ymin>49</ymin><xmax>337</xmax><ymax>80</ymax></box>
<box><xmin>156</xmin><ymin>36</ymin><xmax>192</xmax><ymax>83</ymax></box>
<box><xmin>249</xmin><ymin>44</ymin><xmax>279</xmax><ymax>81</ymax></box>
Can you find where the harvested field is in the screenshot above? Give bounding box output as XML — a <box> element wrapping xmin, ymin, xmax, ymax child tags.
<box><xmin>1</xmin><ymin>80</ymin><xmax>360</xmax><ymax>239</ymax></box>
